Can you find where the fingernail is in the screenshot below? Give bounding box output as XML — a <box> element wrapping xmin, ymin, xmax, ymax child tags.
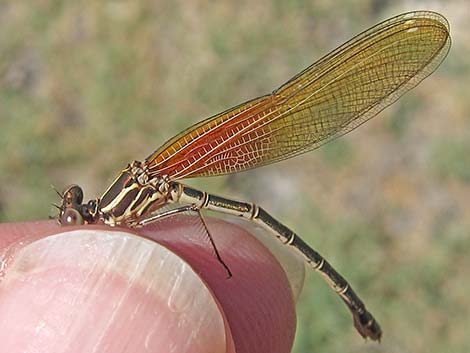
<box><xmin>0</xmin><ymin>229</ymin><xmax>226</xmax><ymax>353</ymax></box>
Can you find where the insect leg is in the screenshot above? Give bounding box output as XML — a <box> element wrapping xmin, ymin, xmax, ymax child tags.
<box><xmin>135</xmin><ymin>204</ymin><xmax>198</xmax><ymax>227</ymax></box>
<box><xmin>135</xmin><ymin>204</ymin><xmax>232</xmax><ymax>277</ymax></box>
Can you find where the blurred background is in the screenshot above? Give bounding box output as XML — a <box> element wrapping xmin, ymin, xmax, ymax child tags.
<box><xmin>0</xmin><ymin>0</ymin><xmax>469</xmax><ymax>352</ymax></box>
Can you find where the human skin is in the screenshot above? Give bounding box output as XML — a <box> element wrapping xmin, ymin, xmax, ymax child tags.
<box><xmin>0</xmin><ymin>217</ymin><xmax>298</xmax><ymax>353</ymax></box>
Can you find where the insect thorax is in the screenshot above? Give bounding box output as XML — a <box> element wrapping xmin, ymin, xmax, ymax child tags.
<box><xmin>97</xmin><ymin>161</ymin><xmax>174</xmax><ymax>226</ymax></box>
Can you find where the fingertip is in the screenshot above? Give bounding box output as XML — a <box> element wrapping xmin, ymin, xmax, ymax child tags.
<box><xmin>140</xmin><ymin>216</ymin><xmax>298</xmax><ymax>353</ymax></box>
<box><xmin>0</xmin><ymin>218</ymin><xmax>299</xmax><ymax>353</ymax></box>
<box><xmin>0</xmin><ymin>226</ymin><xmax>228</xmax><ymax>353</ymax></box>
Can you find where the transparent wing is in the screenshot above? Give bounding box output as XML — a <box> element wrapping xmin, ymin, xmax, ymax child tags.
<box><xmin>146</xmin><ymin>11</ymin><xmax>450</xmax><ymax>179</ymax></box>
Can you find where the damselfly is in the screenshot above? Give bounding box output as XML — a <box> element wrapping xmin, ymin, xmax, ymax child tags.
<box><xmin>57</xmin><ymin>11</ymin><xmax>451</xmax><ymax>341</ymax></box>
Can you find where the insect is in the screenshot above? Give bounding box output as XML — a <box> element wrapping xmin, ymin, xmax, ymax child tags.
<box><xmin>57</xmin><ymin>11</ymin><xmax>450</xmax><ymax>341</ymax></box>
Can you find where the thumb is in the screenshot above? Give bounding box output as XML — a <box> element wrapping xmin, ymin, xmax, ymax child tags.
<box><xmin>0</xmin><ymin>218</ymin><xmax>300</xmax><ymax>353</ymax></box>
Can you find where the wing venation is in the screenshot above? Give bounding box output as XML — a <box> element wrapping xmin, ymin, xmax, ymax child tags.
<box><xmin>146</xmin><ymin>11</ymin><xmax>450</xmax><ymax>179</ymax></box>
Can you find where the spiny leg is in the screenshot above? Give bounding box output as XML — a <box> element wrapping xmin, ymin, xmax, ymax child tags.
<box><xmin>194</xmin><ymin>208</ymin><xmax>232</xmax><ymax>278</ymax></box>
<box><xmin>135</xmin><ymin>204</ymin><xmax>197</xmax><ymax>227</ymax></box>
<box><xmin>134</xmin><ymin>204</ymin><xmax>232</xmax><ymax>278</ymax></box>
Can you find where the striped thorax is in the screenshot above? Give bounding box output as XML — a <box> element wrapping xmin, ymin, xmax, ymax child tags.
<box><xmin>58</xmin><ymin>161</ymin><xmax>180</xmax><ymax>227</ymax></box>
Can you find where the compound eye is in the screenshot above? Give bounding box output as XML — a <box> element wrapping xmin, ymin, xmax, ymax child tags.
<box><xmin>62</xmin><ymin>185</ymin><xmax>84</xmax><ymax>205</ymax></box>
<box><xmin>60</xmin><ymin>208</ymin><xmax>84</xmax><ymax>226</ymax></box>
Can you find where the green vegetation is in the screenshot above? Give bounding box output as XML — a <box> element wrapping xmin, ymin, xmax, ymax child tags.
<box><xmin>1</xmin><ymin>1</ymin><xmax>469</xmax><ymax>352</ymax></box>
<box><xmin>433</xmin><ymin>137</ymin><xmax>470</xmax><ymax>182</ymax></box>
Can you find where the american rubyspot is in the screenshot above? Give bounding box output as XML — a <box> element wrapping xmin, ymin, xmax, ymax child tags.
<box><xmin>57</xmin><ymin>11</ymin><xmax>450</xmax><ymax>341</ymax></box>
